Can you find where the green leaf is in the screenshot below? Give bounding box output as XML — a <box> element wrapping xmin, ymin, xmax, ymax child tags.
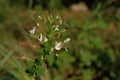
<box><xmin>97</xmin><ymin>17</ymin><xmax>107</xmax><ymax>29</ymax></box>
<box><xmin>107</xmin><ymin>49</ymin><xmax>116</xmax><ymax>63</ymax></box>
<box><xmin>35</xmin><ymin>66</ymin><xmax>44</xmax><ymax>76</ymax></box>
<box><xmin>80</xmin><ymin>50</ymin><xmax>96</xmax><ymax>66</ymax></box>
<box><xmin>82</xmin><ymin>69</ymin><xmax>94</xmax><ymax>80</ymax></box>
<box><xmin>45</xmin><ymin>54</ymin><xmax>55</xmax><ymax>66</ymax></box>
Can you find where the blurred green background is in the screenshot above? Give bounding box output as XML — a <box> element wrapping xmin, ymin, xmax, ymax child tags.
<box><xmin>0</xmin><ymin>0</ymin><xmax>120</xmax><ymax>80</ymax></box>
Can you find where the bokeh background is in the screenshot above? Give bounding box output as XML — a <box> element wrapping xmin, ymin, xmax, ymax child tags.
<box><xmin>0</xmin><ymin>0</ymin><xmax>120</xmax><ymax>80</ymax></box>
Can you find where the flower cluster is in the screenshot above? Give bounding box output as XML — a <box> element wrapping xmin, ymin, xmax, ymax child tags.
<box><xmin>29</xmin><ymin>14</ymin><xmax>71</xmax><ymax>53</ymax></box>
<box><xmin>54</xmin><ymin>37</ymin><xmax>71</xmax><ymax>51</ymax></box>
<box><xmin>26</xmin><ymin>13</ymin><xmax>71</xmax><ymax>76</ymax></box>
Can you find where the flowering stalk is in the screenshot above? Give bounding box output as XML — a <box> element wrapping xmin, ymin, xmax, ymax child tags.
<box><xmin>25</xmin><ymin>13</ymin><xmax>71</xmax><ymax>77</ymax></box>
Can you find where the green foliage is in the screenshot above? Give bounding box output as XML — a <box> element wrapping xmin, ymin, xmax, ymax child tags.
<box><xmin>26</xmin><ymin>57</ymin><xmax>44</xmax><ymax>76</ymax></box>
<box><xmin>44</xmin><ymin>0</ymin><xmax>62</xmax><ymax>10</ymax></box>
<box><xmin>0</xmin><ymin>0</ymin><xmax>120</xmax><ymax>80</ymax></box>
<box><xmin>73</xmin><ymin>13</ymin><xmax>119</xmax><ymax>80</ymax></box>
<box><xmin>25</xmin><ymin>13</ymin><xmax>71</xmax><ymax>78</ymax></box>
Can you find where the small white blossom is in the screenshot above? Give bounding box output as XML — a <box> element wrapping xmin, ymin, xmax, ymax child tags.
<box><xmin>60</xmin><ymin>20</ymin><xmax>63</xmax><ymax>24</ymax></box>
<box><xmin>64</xmin><ymin>47</ymin><xmax>68</xmax><ymax>52</ymax></box>
<box><xmin>29</xmin><ymin>27</ymin><xmax>36</xmax><ymax>35</ymax></box>
<box><xmin>64</xmin><ymin>38</ymin><xmax>71</xmax><ymax>43</ymax></box>
<box><xmin>43</xmin><ymin>36</ymin><xmax>48</xmax><ymax>42</ymax></box>
<box><xmin>38</xmin><ymin>16</ymin><xmax>42</xmax><ymax>19</ymax></box>
<box><xmin>56</xmin><ymin>15</ymin><xmax>59</xmax><ymax>19</ymax></box>
<box><xmin>53</xmin><ymin>25</ymin><xmax>59</xmax><ymax>31</ymax></box>
<box><xmin>37</xmin><ymin>23</ymin><xmax>40</xmax><ymax>26</ymax></box>
<box><xmin>55</xmin><ymin>53</ymin><xmax>59</xmax><ymax>57</ymax></box>
<box><xmin>55</xmin><ymin>41</ymin><xmax>62</xmax><ymax>50</ymax></box>
<box><xmin>38</xmin><ymin>33</ymin><xmax>43</xmax><ymax>42</ymax></box>
<box><xmin>38</xmin><ymin>33</ymin><xmax>48</xmax><ymax>42</ymax></box>
<box><xmin>55</xmin><ymin>25</ymin><xmax>59</xmax><ymax>31</ymax></box>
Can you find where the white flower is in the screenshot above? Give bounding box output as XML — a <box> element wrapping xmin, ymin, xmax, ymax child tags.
<box><xmin>38</xmin><ymin>33</ymin><xmax>43</xmax><ymax>42</ymax></box>
<box><xmin>37</xmin><ymin>23</ymin><xmax>40</xmax><ymax>26</ymax></box>
<box><xmin>60</xmin><ymin>20</ymin><xmax>63</xmax><ymax>24</ymax></box>
<box><xmin>38</xmin><ymin>33</ymin><xmax>48</xmax><ymax>42</ymax></box>
<box><xmin>55</xmin><ymin>53</ymin><xmax>59</xmax><ymax>57</ymax></box>
<box><xmin>53</xmin><ymin>25</ymin><xmax>59</xmax><ymax>31</ymax></box>
<box><xmin>55</xmin><ymin>41</ymin><xmax>62</xmax><ymax>50</ymax></box>
<box><xmin>29</xmin><ymin>27</ymin><xmax>36</xmax><ymax>35</ymax></box>
<box><xmin>55</xmin><ymin>25</ymin><xmax>59</xmax><ymax>31</ymax></box>
<box><xmin>64</xmin><ymin>38</ymin><xmax>71</xmax><ymax>43</ymax></box>
<box><xmin>38</xmin><ymin>16</ymin><xmax>42</xmax><ymax>19</ymax></box>
<box><xmin>43</xmin><ymin>36</ymin><xmax>48</xmax><ymax>42</ymax></box>
<box><xmin>56</xmin><ymin>15</ymin><xmax>59</xmax><ymax>19</ymax></box>
<box><xmin>64</xmin><ymin>47</ymin><xmax>68</xmax><ymax>52</ymax></box>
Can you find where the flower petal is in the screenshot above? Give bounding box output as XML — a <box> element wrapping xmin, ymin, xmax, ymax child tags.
<box><xmin>29</xmin><ymin>27</ymin><xmax>36</xmax><ymax>35</ymax></box>
<box><xmin>38</xmin><ymin>33</ymin><xmax>43</xmax><ymax>42</ymax></box>
<box><xmin>64</xmin><ymin>38</ymin><xmax>71</xmax><ymax>43</ymax></box>
<box><xmin>55</xmin><ymin>41</ymin><xmax>62</xmax><ymax>50</ymax></box>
